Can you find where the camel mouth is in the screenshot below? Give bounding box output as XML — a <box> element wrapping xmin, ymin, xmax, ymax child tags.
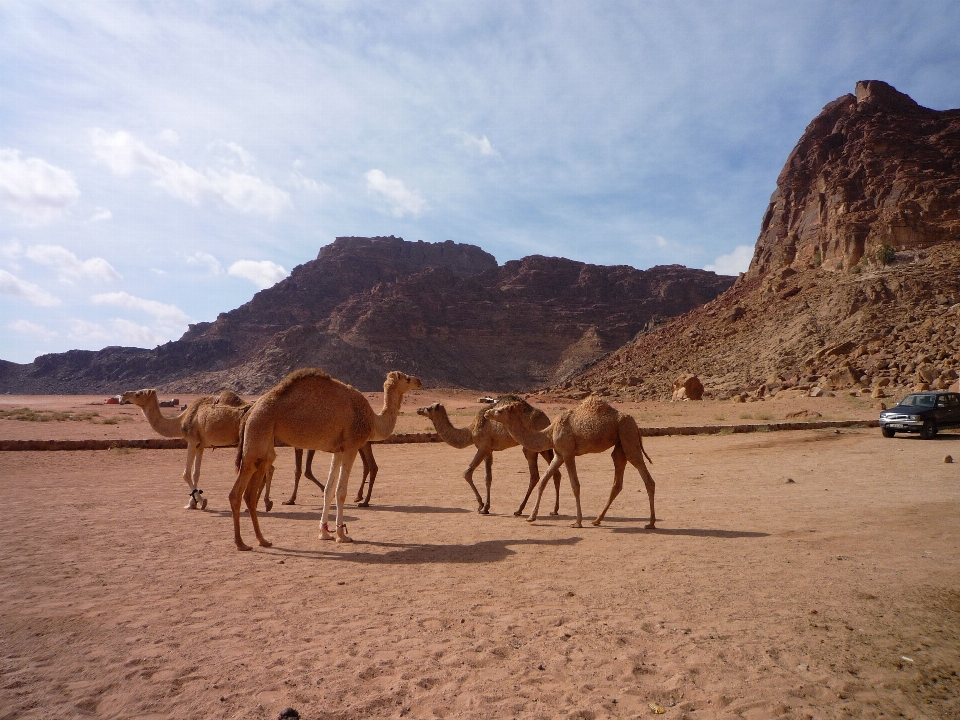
<box><xmin>415</xmin><ymin>406</ymin><xmax>431</xmax><ymax>416</ymax></box>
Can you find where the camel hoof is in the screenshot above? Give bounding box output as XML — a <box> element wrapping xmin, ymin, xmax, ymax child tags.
<box><xmin>645</xmin><ymin>522</ymin><xmax>656</xmax><ymax>529</ymax></box>
<box><xmin>282</xmin><ymin>499</ymin><xmax>295</xmax><ymax>506</ymax></box>
<box><xmin>358</xmin><ymin>501</ymin><xmax>370</xmax><ymax>508</ymax></box>
<box><xmin>199</xmin><ymin>498</ymin><xmax>208</xmax><ymax>511</ymax></box>
<box><xmin>336</xmin><ymin>534</ymin><xmax>354</xmax><ymax>544</ymax></box>
<box><xmin>591</xmin><ymin>518</ymin><xmax>602</xmax><ymax>526</ymax></box>
<box><xmin>513</xmin><ymin>510</ymin><xmax>523</xmax><ymax>516</ymax></box>
<box><xmin>571</xmin><ymin>521</ymin><xmax>583</xmax><ymax>528</ymax></box>
<box><xmin>549</xmin><ymin>511</ymin><xmax>559</xmax><ymax>516</ymax></box>
<box><xmin>264</xmin><ymin>500</ymin><xmax>273</xmax><ymax>512</ymax></box>
<box><xmin>526</xmin><ymin>515</ymin><xmax>538</xmax><ymax>523</ymax></box>
<box><xmin>320</xmin><ymin>531</ymin><xmax>335</xmax><ymax>541</ymax></box>
<box><xmin>185</xmin><ymin>499</ymin><xmax>197</xmax><ymax>510</ymax></box>
<box><xmin>258</xmin><ymin>538</ymin><xmax>273</xmax><ymax>548</ymax></box>
<box><xmin>236</xmin><ymin>543</ymin><xmax>252</xmax><ymax>551</ymax></box>
<box><xmin>480</xmin><ymin>508</ymin><xmax>490</xmax><ymax>515</ymax></box>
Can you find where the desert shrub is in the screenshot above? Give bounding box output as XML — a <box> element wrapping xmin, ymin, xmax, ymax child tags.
<box><xmin>813</xmin><ymin>249</ymin><xmax>822</xmax><ymax>266</ymax></box>
<box><xmin>876</xmin><ymin>243</ymin><xmax>896</xmax><ymax>266</ymax></box>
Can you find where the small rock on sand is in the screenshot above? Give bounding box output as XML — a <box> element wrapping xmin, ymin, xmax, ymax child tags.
<box><xmin>945</xmin><ymin>455</ymin><xmax>954</xmax><ymax>464</ymax></box>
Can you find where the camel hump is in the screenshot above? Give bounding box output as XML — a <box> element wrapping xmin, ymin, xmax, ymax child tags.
<box><xmin>215</xmin><ymin>390</ymin><xmax>246</xmax><ymax>407</ymax></box>
<box><xmin>274</xmin><ymin>367</ymin><xmax>332</xmax><ymax>394</ymax></box>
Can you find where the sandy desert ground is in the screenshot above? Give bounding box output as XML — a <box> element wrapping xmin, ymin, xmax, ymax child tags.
<box><xmin>1</xmin><ymin>391</ymin><xmax>958</xmax><ymax>720</ymax></box>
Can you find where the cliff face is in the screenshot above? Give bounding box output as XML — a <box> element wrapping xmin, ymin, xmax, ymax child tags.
<box><xmin>565</xmin><ymin>82</ymin><xmax>960</xmax><ymax>401</ymax></box>
<box><xmin>749</xmin><ymin>80</ymin><xmax>960</xmax><ymax>279</ymax></box>
<box><xmin>0</xmin><ymin>237</ymin><xmax>734</xmax><ymax>394</ymax></box>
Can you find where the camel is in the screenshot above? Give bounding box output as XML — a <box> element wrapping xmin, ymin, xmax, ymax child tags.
<box><xmin>122</xmin><ymin>388</ymin><xmax>251</xmax><ymax>510</ymax></box>
<box><xmin>231</xmin><ymin>368</ymin><xmax>422</xmax><ymax>551</ymax></box>
<box><xmin>485</xmin><ymin>395</ymin><xmax>656</xmax><ymax>529</ymax></box>
<box><xmin>416</xmin><ymin>398</ymin><xmax>562</xmax><ymax>515</ymax></box>
<box><xmin>283</xmin><ymin>443</ymin><xmax>379</xmax><ymax>506</ymax></box>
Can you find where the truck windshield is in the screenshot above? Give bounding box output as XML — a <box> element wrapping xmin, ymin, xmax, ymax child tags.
<box><xmin>900</xmin><ymin>394</ymin><xmax>936</xmax><ymax>407</ymax></box>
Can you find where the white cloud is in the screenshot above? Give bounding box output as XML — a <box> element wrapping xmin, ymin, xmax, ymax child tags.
<box><xmin>108</xmin><ymin>318</ymin><xmax>168</xmax><ymax>347</ymax></box>
<box><xmin>704</xmin><ymin>244</ymin><xmax>754</xmax><ymax>275</ymax></box>
<box><xmin>364</xmin><ymin>169</ymin><xmax>426</xmax><ymax>218</ymax></box>
<box><xmin>0</xmin><ymin>269</ymin><xmax>61</xmax><ymax>306</ymax></box>
<box><xmin>25</xmin><ymin>244</ymin><xmax>122</xmax><ymax>283</ymax></box>
<box><xmin>91</xmin><ymin>291</ymin><xmax>191</xmax><ymax>326</ymax></box>
<box><xmin>654</xmin><ymin>235</ymin><xmax>670</xmax><ymax>248</ymax></box>
<box><xmin>209</xmin><ymin>140</ymin><xmax>254</xmax><ymax>169</ymax></box>
<box><xmin>158</xmin><ymin>129</ymin><xmax>180</xmax><ymax>145</ymax></box>
<box><xmin>291</xmin><ymin>161</ymin><xmax>330</xmax><ymax>195</ymax></box>
<box><xmin>68</xmin><ymin>319</ymin><xmax>111</xmax><ymax>342</ymax></box>
<box><xmin>0</xmin><ymin>149</ymin><xmax>80</xmax><ymax>223</ymax></box>
<box><xmin>448</xmin><ymin>130</ymin><xmax>500</xmax><ymax>158</ymax></box>
<box><xmin>91</xmin><ymin>129</ymin><xmax>290</xmax><ymax>216</ymax></box>
<box><xmin>228</xmin><ymin>259</ymin><xmax>288</xmax><ymax>289</ymax></box>
<box><xmin>88</xmin><ymin>207</ymin><xmax>112</xmax><ymax>222</ymax></box>
<box><xmin>10</xmin><ymin>319</ymin><xmax>58</xmax><ymax>339</ymax></box>
<box><xmin>183</xmin><ymin>251</ymin><xmax>224</xmax><ymax>275</ymax></box>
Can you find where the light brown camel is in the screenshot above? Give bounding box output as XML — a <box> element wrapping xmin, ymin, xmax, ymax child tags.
<box><xmin>486</xmin><ymin>395</ymin><xmax>656</xmax><ymax>529</ymax></box>
<box><xmin>283</xmin><ymin>443</ymin><xmax>379</xmax><ymax>506</ymax></box>
<box><xmin>416</xmin><ymin>397</ymin><xmax>562</xmax><ymax>515</ymax></box>
<box><xmin>231</xmin><ymin>368</ymin><xmax>422</xmax><ymax>551</ymax></box>
<box><xmin>122</xmin><ymin>388</ymin><xmax>251</xmax><ymax>510</ymax></box>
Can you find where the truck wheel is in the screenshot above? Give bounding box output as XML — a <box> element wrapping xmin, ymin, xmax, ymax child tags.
<box><xmin>920</xmin><ymin>420</ymin><xmax>937</xmax><ymax>440</ymax></box>
<box><xmin>881</xmin><ymin>427</ymin><xmax>896</xmax><ymax>438</ymax></box>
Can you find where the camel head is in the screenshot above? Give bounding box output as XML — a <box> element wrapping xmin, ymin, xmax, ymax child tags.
<box><xmin>121</xmin><ymin>388</ymin><xmax>157</xmax><ymax>407</ymax></box>
<box><xmin>416</xmin><ymin>402</ymin><xmax>444</xmax><ymax>419</ymax></box>
<box><xmin>484</xmin><ymin>398</ymin><xmax>527</xmax><ymax>427</ymax></box>
<box><xmin>384</xmin><ymin>371</ymin><xmax>423</xmax><ymax>395</ymax></box>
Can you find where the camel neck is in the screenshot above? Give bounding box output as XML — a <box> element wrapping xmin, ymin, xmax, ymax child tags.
<box><xmin>427</xmin><ymin>408</ymin><xmax>474</xmax><ymax>449</ymax></box>
<box><xmin>369</xmin><ymin>383</ymin><xmax>404</xmax><ymax>441</ymax></box>
<box><xmin>502</xmin><ymin>416</ymin><xmax>554</xmax><ymax>452</ymax></box>
<box><xmin>137</xmin><ymin>400</ymin><xmax>185</xmax><ymax>438</ymax></box>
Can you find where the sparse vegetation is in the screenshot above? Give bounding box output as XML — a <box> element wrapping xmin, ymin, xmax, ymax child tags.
<box><xmin>876</xmin><ymin>242</ymin><xmax>896</xmax><ymax>266</ymax></box>
<box><xmin>739</xmin><ymin>412</ymin><xmax>753</xmax><ymax>419</ymax></box>
<box><xmin>813</xmin><ymin>248</ymin><xmax>822</xmax><ymax>266</ymax></box>
<box><xmin>0</xmin><ymin>408</ymin><xmax>101</xmax><ymax>422</ymax></box>
<box><xmin>714</xmin><ymin>415</ymin><xmax>725</xmax><ymax>421</ymax></box>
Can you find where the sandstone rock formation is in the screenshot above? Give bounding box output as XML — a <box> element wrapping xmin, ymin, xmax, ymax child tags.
<box><xmin>671</xmin><ymin>374</ymin><xmax>704</xmax><ymax>401</ymax></box>
<box><xmin>562</xmin><ymin>81</ymin><xmax>960</xmax><ymax>401</ymax></box>
<box><xmin>0</xmin><ymin>237</ymin><xmax>733</xmax><ymax>394</ymax></box>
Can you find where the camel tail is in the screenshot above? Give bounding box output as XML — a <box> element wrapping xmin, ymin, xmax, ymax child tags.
<box><xmin>234</xmin><ymin>405</ymin><xmax>253</xmax><ymax>471</ymax></box>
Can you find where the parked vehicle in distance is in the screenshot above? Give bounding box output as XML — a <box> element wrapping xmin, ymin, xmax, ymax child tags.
<box><xmin>878</xmin><ymin>391</ymin><xmax>960</xmax><ymax>439</ymax></box>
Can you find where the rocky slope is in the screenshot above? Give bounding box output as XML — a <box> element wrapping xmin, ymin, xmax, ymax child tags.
<box><xmin>565</xmin><ymin>81</ymin><xmax>960</xmax><ymax>401</ymax></box>
<box><xmin>0</xmin><ymin>237</ymin><xmax>733</xmax><ymax>394</ymax></box>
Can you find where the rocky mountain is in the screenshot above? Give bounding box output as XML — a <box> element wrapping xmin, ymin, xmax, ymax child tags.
<box><xmin>566</xmin><ymin>81</ymin><xmax>960</xmax><ymax>401</ymax></box>
<box><xmin>0</xmin><ymin>236</ymin><xmax>734</xmax><ymax>394</ymax></box>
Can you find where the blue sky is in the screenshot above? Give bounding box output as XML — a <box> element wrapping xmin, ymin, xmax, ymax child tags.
<box><xmin>2</xmin><ymin>1</ymin><xmax>959</xmax><ymax>364</ymax></box>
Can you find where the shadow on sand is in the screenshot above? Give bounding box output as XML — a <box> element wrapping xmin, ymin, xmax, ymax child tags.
<box><xmin>267</xmin><ymin>536</ymin><xmax>582</xmax><ymax>565</ymax></box>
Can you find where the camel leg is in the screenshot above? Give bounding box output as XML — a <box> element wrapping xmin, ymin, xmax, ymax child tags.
<box><xmin>183</xmin><ymin>444</ymin><xmax>200</xmax><ymax>509</ymax></box>
<box><xmin>481</xmin><ymin>454</ymin><xmax>493</xmax><ymax>514</ymax></box>
<box><xmin>357</xmin><ymin>443</ymin><xmax>378</xmax><ymax>507</ymax></box>
<box><xmin>229</xmin><ymin>457</ymin><xmax>261</xmax><ymax>551</ymax></box>
<box><xmin>515</xmin><ymin>448</ymin><xmax>541</xmax><ymax>516</ymax></box>
<box><xmin>333</xmin><ymin>450</ymin><xmax>358</xmax><ymax>543</ymax></box>
<box><xmin>244</xmin><ymin>455</ymin><xmax>274</xmax><ymax>548</ymax></box>
<box><xmin>527</xmin><ymin>453</ymin><xmax>565</xmax><ymax>523</ymax></box>
<box><xmin>619</xmin><ymin>417</ymin><xmax>657</xmax><ymax>528</ymax></box>
<box><xmin>190</xmin><ymin>445</ymin><xmax>209</xmax><ymax>510</ymax></box>
<box><xmin>545</xmin><ymin>449</ymin><xmax>562</xmax><ymax>515</ymax></box>
<box><xmin>319</xmin><ymin>454</ymin><xmax>342</xmax><ymax>541</ymax></box>
<box><xmin>257</xmin><ymin>463</ymin><xmax>275</xmax><ymax>512</ymax></box>
<box><xmin>283</xmin><ymin>448</ymin><xmax>304</xmax><ymax>505</ymax></box>
<box><xmin>593</xmin><ymin>444</ymin><xmax>627</xmax><ymax>526</ymax></box>
<box><xmin>463</xmin><ymin>448</ymin><xmax>489</xmax><ymax>513</ymax></box>
<box><xmin>565</xmin><ymin>457</ymin><xmax>584</xmax><ymax>528</ymax></box>
<box><xmin>628</xmin><ymin>452</ymin><xmax>657</xmax><ymax>529</ymax></box>
<box><xmin>304</xmin><ymin>449</ymin><xmax>323</xmax><ymax>489</ymax></box>
<box><xmin>354</xmin><ymin>448</ymin><xmax>369</xmax><ymax>503</ymax></box>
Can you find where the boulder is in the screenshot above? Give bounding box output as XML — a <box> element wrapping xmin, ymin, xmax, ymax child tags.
<box><xmin>672</xmin><ymin>374</ymin><xmax>704</xmax><ymax>401</ymax></box>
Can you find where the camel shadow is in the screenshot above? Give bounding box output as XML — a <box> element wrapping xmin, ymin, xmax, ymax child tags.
<box><xmin>611</xmin><ymin>526</ymin><xmax>770</xmax><ymax>538</ymax></box>
<box><xmin>268</xmin><ymin>536</ymin><xmax>582</xmax><ymax>565</ymax></box>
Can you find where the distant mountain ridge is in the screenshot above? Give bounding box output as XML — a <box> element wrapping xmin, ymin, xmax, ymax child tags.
<box><xmin>0</xmin><ymin>236</ymin><xmax>734</xmax><ymax>394</ymax></box>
